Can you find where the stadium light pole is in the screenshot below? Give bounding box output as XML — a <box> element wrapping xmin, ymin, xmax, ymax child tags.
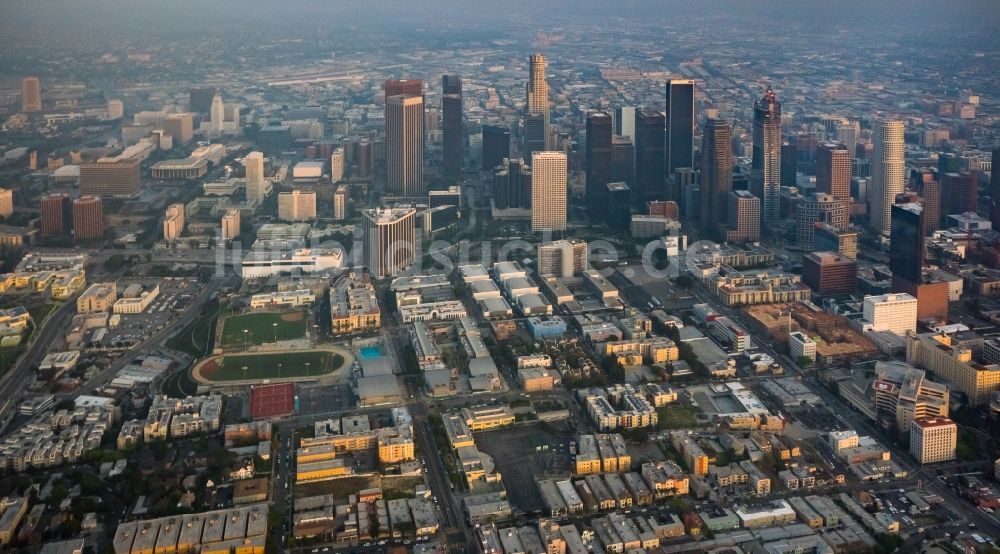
<box><xmin>273</xmin><ymin>322</ymin><xmax>278</xmax><ymax>343</ymax></box>
<box><xmin>305</xmin><ymin>362</ymin><xmax>311</xmax><ymax>377</ymax></box>
<box><xmin>243</xmin><ymin>328</ymin><xmax>249</xmax><ymax>351</ymax></box>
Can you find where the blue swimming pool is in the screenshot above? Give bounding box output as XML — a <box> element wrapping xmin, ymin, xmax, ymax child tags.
<box><xmin>358</xmin><ymin>345</ymin><xmax>384</xmax><ymax>360</ymax></box>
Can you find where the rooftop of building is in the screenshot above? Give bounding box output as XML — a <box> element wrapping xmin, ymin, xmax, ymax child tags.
<box><xmin>363</xmin><ymin>207</ymin><xmax>416</xmax><ymax>224</ymax></box>
<box><xmin>912</xmin><ymin>417</ymin><xmax>955</xmax><ymax>429</ymax></box>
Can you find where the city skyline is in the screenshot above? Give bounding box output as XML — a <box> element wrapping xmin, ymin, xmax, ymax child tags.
<box><xmin>0</xmin><ymin>3</ymin><xmax>997</xmax><ymax>553</ymax></box>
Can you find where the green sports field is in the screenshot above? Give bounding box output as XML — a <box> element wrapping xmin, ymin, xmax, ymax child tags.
<box><xmin>220</xmin><ymin>310</ymin><xmax>307</xmax><ymax>349</ymax></box>
<box><xmin>199</xmin><ymin>351</ymin><xmax>344</xmax><ymax>382</ymax></box>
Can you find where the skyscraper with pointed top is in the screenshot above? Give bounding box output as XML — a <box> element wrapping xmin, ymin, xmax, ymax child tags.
<box><xmin>210</xmin><ymin>93</ymin><xmax>225</xmax><ymax>135</ymax></box>
<box><xmin>751</xmin><ymin>87</ymin><xmax>782</xmax><ymax>225</ymax></box>
<box><xmin>524</xmin><ymin>54</ymin><xmax>550</xmax><ymax>157</ymax></box>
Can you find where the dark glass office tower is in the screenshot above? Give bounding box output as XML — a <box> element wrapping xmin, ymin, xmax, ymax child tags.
<box><xmin>700</xmin><ymin>118</ymin><xmax>734</xmax><ymax>238</ymax></box>
<box><xmin>607</xmin><ymin>182</ymin><xmax>631</xmax><ymax>232</ymax></box>
<box><xmin>442</xmin><ymin>75</ymin><xmax>461</xmax><ymax>96</ymax></box>
<box><xmin>189</xmin><ymin>87</ymin><xmax>216</xmax><ymax>113</ymax></box>
<box><xmin>941</xmin><ymin>171</ymin><xmax>978</xmax><ymax>218</ymax></box>
<box><xmin>482</xmin><ymin>125</ymin><xmax>511</xmax><ymax>171</ymax></box>
<box><xmin>890</xmin><ymin>203</ymin><xmax>924</xmax><ymax>285</ymax></box>
<box><xmin>586</xmin><ymin>112</ymin><xmax>613</xmax><ymax>213</ymax></box>
<box><xmin>494</xmin><ymin>158</ymin><xmax>531</xmax><ymax>210</ymax></box>
<box><xmin>937</xmin><ymin>153</ymin><xmax>961</xmax><ymax>175</ymax></box>
<box><xmin>611</xmin><ymin>135</ymin><xmax>635</xmax><ymax>188</ymax></box>
<box><xmin>665</xmin><ymin>80</ymin><xmax>695</xmax><ymax>181</ymax></box>
<box><xmin>780</xmin><ymin>142</ymin><xmax>798</xmax><ymax>187</ymax></box>
<box><xmin>441</xmin><ymin>75</ymin><xmax>463</xmax><ymax>178</ymax></box>
<box><xmin>635</xmin><ymin>109</ymin><xmax>665</xmax><ymax>202</ymax></box>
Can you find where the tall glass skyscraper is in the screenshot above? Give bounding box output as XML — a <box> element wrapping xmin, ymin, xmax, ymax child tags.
<box><xmin>524</xmin><ymin>54</ymin><xmax>550</xmax><ymax>157</ymax></box>
<box><xmin>386</xmin><ymin>95</ymin><xmax>425</xmax><ymax>196</ymax></box>
<box><xmin>441</xmin><ymin>75</ymin><xmax>463</xmax><ymax>178</ymax></box>
<box><xmin>635</xmin><ymin>109</ymin><xmax>665</xmax><ymax>202</ymax></box>
<box><xmin>700</xmin><ymin>118</ymin><xmax>734</xmax><ymax>238</ymax></box>
<box><xmin>586</xmin><ymin>112</ymin><xmax>613</xmax><ymax>213</ymax></box>
<box><xmin>665</xmin><ymin>80</ymin><xmax>695</xmax><ymax>184</ymax></box>
<box><xmin>751</xmin><ymin>87</ymin><xmax>782</xmax><ymax>224</ymax></box>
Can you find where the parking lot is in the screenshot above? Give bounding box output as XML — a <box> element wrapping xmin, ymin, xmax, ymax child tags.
<box><xmin>874</xmin><ymin>488</ymin><xmax>960</xmax><ymax>531</ymax></box>
<box><xmin>796</xmin><ymin>406</ymin><xmax>851</xmax><ymax>433</ymax></box>
<box><xmin>475</xmin><ymin>423</ymin><xmax>573</xmax><ymax>513</ymax></box>
<box><xmin>99</xmin><ymin>312</ymin><xmax>175</xmax><ymax>348</ymax></box>
<box><xmin>609</xmin><ymin>264</ymin><xmax>699</xmax><ymax>312</ymax></box>
<box><xmin>89</xmin><ymin>278</ymin><xmax>203</xmax><ymax>349</ymax></box>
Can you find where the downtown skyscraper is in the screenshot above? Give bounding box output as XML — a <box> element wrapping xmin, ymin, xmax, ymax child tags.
<box><xmin>751</xmin><ymin>87</ymin><xmax>782</xmax><ymax>225</ymax></box>
<box><xmin>700</xmin><ymin>118</ymin><xmax>734</xmax><ymax>239</ymax></box>
<box><xmin>531</xmin><ymin>151</ymin><xmax>567</xmax><ymax>232</ymax></box>
<box><xmin>524</xmin><ymin>54</ymin><xmax>550</xmax><ymax>157</ymax></box>
<box><xmin>482</xmin><ymin>125</ymin><xmax>511</xmax><ymax>171</ymax></box>
<box><xmin>890</xmin><ymin>203</ymin><xmax>925</xmax><ymax>286</ymax></box>
<box><xmin>245</xmin><ymin>151</ymin><xmax>267</xmax><ymax>205</ymax></box>
<box><xmin>614</xmin><ymin>106</ymin><xmax>636</xmax><ymax>142</ymax></box>
<box><xmin>384</xmin><ymin>79</ymin><xmax>423</xmax><ymax>100</ymax></box>
<box><xmin>870</xmin><ymin>118</ymin><xmax>905</xmax><ymax>235</ymax></box>
<box><xmin>635</xmin><ymin>109</ymin><xmax>665</xmax><ymax>202</ymax></box>
<box><xmin>441</xmin><ymin>75</ymin><xmax>463</xmax><ymax>178</ymax></box>
<box><xmin>665</xmin><ymin>79</ymin><xmax>695</xmax><ymax>199</ymax></box>
<box><xmin>815</xmin><ymin>143</ymin><xmax>852</xmax><ymax>200</ymax></box>
<box><xmin>494</xmin><ymin>158</ymin><xmax>531</xmax><ymax>210</ymax></box>
<box><xmin>585</xmin><ymin>112</ymin><xmax>613</xmax><ymax>214</ymax></box>
<box><xmin>386</xmin><ymin>94</ymin><xmax>426</xmax><ymax>196</ymax></box>
<box><xmin>21</xmin><ymin>77</ymin><xmax>41</xmax><ymax>113</ymax></box>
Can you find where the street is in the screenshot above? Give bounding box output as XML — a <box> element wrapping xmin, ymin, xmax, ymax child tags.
<box><xmin>681</xmin><ymin>276</ymin><xmax>1000</xmax><ymax>540</ymax></box>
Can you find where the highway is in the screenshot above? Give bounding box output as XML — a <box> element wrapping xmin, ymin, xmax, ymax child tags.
<box><xmin>70</xmin><ymin>272</ymin><xmax>233</xmax><ymax>398</ymax></box>
<box><xmin>0</xmin><ymin>266</ymin><xmax>231</xmax><ymax>437</ymax></box>
<box><xmin>0</xmin><ymin>298</ymin><xmax>78</xmax><ymax>431</ymax></box>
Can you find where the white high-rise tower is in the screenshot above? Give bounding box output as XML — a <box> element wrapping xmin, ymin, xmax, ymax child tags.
<box><xmin>245</xmin><ymin>151</ymin><xmax>266</xmax><ymax>205</ymax></box>
<box><xmin>870</xmin><ymin>118</ymin><xmax>905</xmax><ymax>235</ymax></box>
<box><xmin>210</xmin><ymin>93</ymin><xmax>225</xmax><ymax>135</ymax></box>
<box><xmin>330</xmin><ymin>148</ymin><xmax>345</xmax><ymax>183</ymax></box>
<box><xmin>531</xmin><ymin>151</ymin><xmax>567</xmax><ymax>232</ymax></box>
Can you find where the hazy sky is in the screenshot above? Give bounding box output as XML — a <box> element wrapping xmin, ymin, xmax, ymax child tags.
<box><xmin>0</xmin><ymin>0</ymin><xmax>997</xmax><ymax>73</ymax></box>
<box><xmin>4</xmin><ymin>0</ymin><xmax>1000</xmax><ymax>31</ymax></box>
